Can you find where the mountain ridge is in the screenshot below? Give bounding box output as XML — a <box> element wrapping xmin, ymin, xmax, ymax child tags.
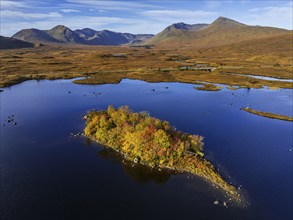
<box><xmin>0</xmin><ymin>36</ymin><xmax>36</xmax><ymax>49</ymax></box>
<box><xmin>10</xmin><ymin>16</ymin><xmax>290</xmax><ymax>48</ymax></box>
<box><xmin>145</xmin><ymin>16</ymin><xmax>290</xmax><ymax>48</ymax></box>
<box><xmin>12</xmin><ymin>25</ymin><xmax>154</xmax><ymax>46</ymax></box>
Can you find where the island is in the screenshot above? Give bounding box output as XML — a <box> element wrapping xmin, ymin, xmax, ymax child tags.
<box><xmin>241</xmin><ymin>107</ymin><xmax>293</xmax><ymax>122</ymax></box>
<box><xmin>84</xmin><ymin>106</ymin><xmax>241</xmax><ymax>201</ymax></box>
<box><xmin>194</xmin><ymin>83</ymin><xmax>223</xmax><ymax>91</ymax></box>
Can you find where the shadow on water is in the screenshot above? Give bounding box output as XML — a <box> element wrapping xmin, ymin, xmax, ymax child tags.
<box><xmin>84</xmin><ymin>138</ymin><xmax>249</xmax><ymax>209</ymax></box>
<box><xmin>100</xmin><ymin>147</ymin><xmax>174</xmax><ymax>185</ymax></box>
<box><xmin>85</xmin><ymin>138</ymin><xmax>174</xmax><ymax>185</ymax></box>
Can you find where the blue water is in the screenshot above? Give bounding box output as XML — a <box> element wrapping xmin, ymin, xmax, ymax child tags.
<box><xmin>0</xmin><ymin>79</ymin><xmax>292</xmax><ymax>220</ymax></box>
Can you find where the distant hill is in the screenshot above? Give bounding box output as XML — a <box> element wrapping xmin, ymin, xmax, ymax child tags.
<box><xmin>46</xmin><ymin>25</ymin><xmax>83</xmax><ymax>43</ymax></box>
<box><xmin>12</xmin><ymin>25</ymin><xmax>154</xmax><ymax>45</ymax></box>
<box><xmin>11</xmin><ymin>17</ymin><xmax>290</xmax><ymax>48</ymax></box>
<box><xmin>211</xmin><ymin>32</ymin><xmax>293</xmax><ymax>64</ymax></box>
<box><xmin>146</xmin><ymin>17</ymin><xmax>290</xmax><ymax>48</ymax></box>
<box><xmin>74</xmin><ymin>28</ymin><xmax>153</xmax><ymax>45</ymax></box>
<box><xmin>0</xmin><ymin>36</ymin><xmax>35</xmax><ymax>49</ymax></box>
<box><xmin>12</xmin><ymin>28</ymin><xmax>61</xmax><ymax>43</ymax></box>
<box><xmin>146</xmin><ymin>22</ymin><xmax>208</xmax><ymax>45</ymax></box>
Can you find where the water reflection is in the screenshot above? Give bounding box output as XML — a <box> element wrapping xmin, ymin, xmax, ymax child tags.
<box><xmin>97</xmin><ymin>145</ymin><xmax>173</xmax><ymax>185</ymax></box>
<box><xmin>84</xmin><ymin>137</ymin><xmax>173</xmax><ymax>184</ymax></box>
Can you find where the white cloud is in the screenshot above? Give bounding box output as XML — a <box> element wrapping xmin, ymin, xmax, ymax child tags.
<box><xmin>248</xmin><ymin>8</ymin><xmax>259</xmax><ymax>13</ymax></box>
<box><xmin>0</xmin><ymin>0</ymin><xmax>28</xmax><ymax>9</ymax></box>
<box><xmin>1</xmin><ymin>15</ymin><xmax>154</xmax><ymax>36</ymax></box>
<box><xmin>1</xmin><ymin>0</ymin><xmax>292</xmax><ymax>37</ymax></box>
<box><xmin>65</xmin><ymin>0</ymin><xmax>161</xmax><ymax>10</ymax></box>
<box><xmin>108</xmin><ymin>22</ymin><xmax>168</xmax><ymax>35</ymax></box>
<box><xmin>61</xmin><ymin>9</ymin><xmax>80</xmax><ymax>13</ymax></box>
<box><xmin>246</xmin><ymin>2</ymin><xmax>292</xmax><ymax>29</ymax></box>
<box><xmin>1</xmin><ymin>10</ymin><xmax>62</xmax><ymax>19</ymax></box>
<box><xmin>143</xmin><ymin>10</ymin><xmax>216</xmax><ymax>18</ymax></box>
<box><xmin>205</xmin><ymin>1</ymin><xmax>221</xmax><ymax>9</ymax></box>
<box><xmin>141</xmin><ymin>9</ymin><xmax>218</xmax><ymax>24</ymax></box>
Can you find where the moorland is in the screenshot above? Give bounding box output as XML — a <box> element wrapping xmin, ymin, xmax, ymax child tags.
<box><xmin>1</xmin><ymin>17</ymin><xmax>292</xmax><ymax>89</ymax></box>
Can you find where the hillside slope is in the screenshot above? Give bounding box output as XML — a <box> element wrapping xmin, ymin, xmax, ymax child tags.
<box><xmin>146</xmin><ymin>17</ymin><xmax>290</xmax><ymax>48</ymax></box>
<box><xmin>0</xmin><ymin>36</ymin><xmax>35</xmax><ymax>49</ymax></box>
<box><xmin>12</xmin><ymin>28</ymin><xmax>60</xmax><ymax>43</ymax></box>
<box><xmin>12</xmin><ymin>26</ymin><xmax>153</xmax><ymax>45</ymax></box>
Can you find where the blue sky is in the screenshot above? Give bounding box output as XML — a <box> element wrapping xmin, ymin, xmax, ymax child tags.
<box><xmin>1</xmin><ymin>0</ymin><xmax>292</xmax><ymax>36</ymax></box>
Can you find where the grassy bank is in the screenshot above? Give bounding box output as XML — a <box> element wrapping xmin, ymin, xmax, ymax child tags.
<box><xmin>72</xmin><ymin>70</ymin><xmax>293</xmax><ymax>89</ymax></box>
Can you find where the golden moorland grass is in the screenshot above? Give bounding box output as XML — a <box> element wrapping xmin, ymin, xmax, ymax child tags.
<box><xmin>0</xmin><ymin>42</ymin><xmax>292</xmax><ymax>88</ymax></box>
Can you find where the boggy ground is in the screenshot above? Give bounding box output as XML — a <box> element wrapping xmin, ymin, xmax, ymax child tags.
<box><xmin>0</xmin><ymin>44</ymin><xmax>292</xmax><ymax>88</ymax></box>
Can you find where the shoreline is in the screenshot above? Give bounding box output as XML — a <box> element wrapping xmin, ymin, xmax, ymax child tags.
<box><xmin>83</xmin><ymin>107</ymin><xmax>244</xmax><ymax>204</ymax></box>
<box><xmin>1</xmin><ymin>74</ymin><xmax>292</xmax><ymax>91</ymax></box>
<box><xmin>85</xmin><ymin>134</ymin><xmax>244</xmax><ymax>205</ymax></box>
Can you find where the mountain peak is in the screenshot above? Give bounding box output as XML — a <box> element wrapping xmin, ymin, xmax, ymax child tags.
<box><xmin>171</xmin><ymin>22</ymin><xmax>189</xmax><ymax>29</ymax></box>
<box><xmin>50</xmin><ymin>25</ymin><xmax>71</xmax><ymax>32</ymax></box>
<box><xmin>46</xmin><ymin>25</ymin><xmax>80</xmax><ymax>43</ymax></box>
<box><xmin>167</xmin><ymin>22</ymin><xmax>208</xmax><ymax>32</ymax></box>
<box><xmin>81</xmin><ymin>28</ymin><xmax>96</xmax><ymax>32</ymax></box>
<box><xmin>12</xmin><ymin>25</ymin><xmax>153</xmax><ymax>45</ymax></box>
<box><xmin>211</xmin><ymin>16</ymin><xmax>245</xmax><ymax>26</ymax></box>
<box><xmin>75</xmin><ymin>28</ymin><xmax>97</xmax><ymax>37</ymax></box>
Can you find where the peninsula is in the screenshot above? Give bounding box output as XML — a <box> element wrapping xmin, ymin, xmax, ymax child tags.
<box><xmin>241</xmin><ymin>107</ymin><xmax>293</xmax><ymax>122</ymax></box>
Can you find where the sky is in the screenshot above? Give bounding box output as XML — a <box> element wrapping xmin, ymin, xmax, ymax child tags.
<box><xmin>1</xmin><ymin>0</ymin><xmax>292</xmax><ymax>36</ymax></box>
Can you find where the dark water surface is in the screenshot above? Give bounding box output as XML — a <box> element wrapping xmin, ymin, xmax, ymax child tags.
<box><xmin>1</xmin><ymin>79</ymin><xmax>292</xmax><ymax>220</ymax></box>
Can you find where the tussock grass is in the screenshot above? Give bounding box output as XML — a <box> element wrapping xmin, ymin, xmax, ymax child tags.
<box><xmin>1</xmin><ymin>44</ymin><xmax>292</xmax><ymax>89</ymax></box>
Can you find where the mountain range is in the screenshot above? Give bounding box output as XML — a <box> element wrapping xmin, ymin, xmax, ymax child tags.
<box><xmin>11</xmin><ymin>25</ymin><xmax>154</xmax><ymax>45</ymax></box>
<box><xmin>2</xmin><ymin>16</ymin><xmax>291</xmax><ymax>49</ymax></box>
<box><xmin>145</xmin><ymin>17</ymin><xmax>290</xmax><ymax>48</ymax></box>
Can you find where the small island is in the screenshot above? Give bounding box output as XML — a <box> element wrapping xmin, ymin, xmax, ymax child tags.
<box><xmin>84</xmin><ymin>106</ymin><xmax>241</xmax><ymax>201</ymax></box>
<box><xmin>241</xmin><ymin>107</ymin><xmax>293</xmax><ymax>122</ymax></box>
<box><xmin>194</xmin><ymin>83</ymin><xmax>223</xmax><ymax>91</ymax></box>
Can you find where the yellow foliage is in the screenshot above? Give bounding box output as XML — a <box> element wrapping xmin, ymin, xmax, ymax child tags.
<box><xmin>84</xmin><ymin>106</ymin><xmax>204</xmax><ymax>166</ymax></box>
